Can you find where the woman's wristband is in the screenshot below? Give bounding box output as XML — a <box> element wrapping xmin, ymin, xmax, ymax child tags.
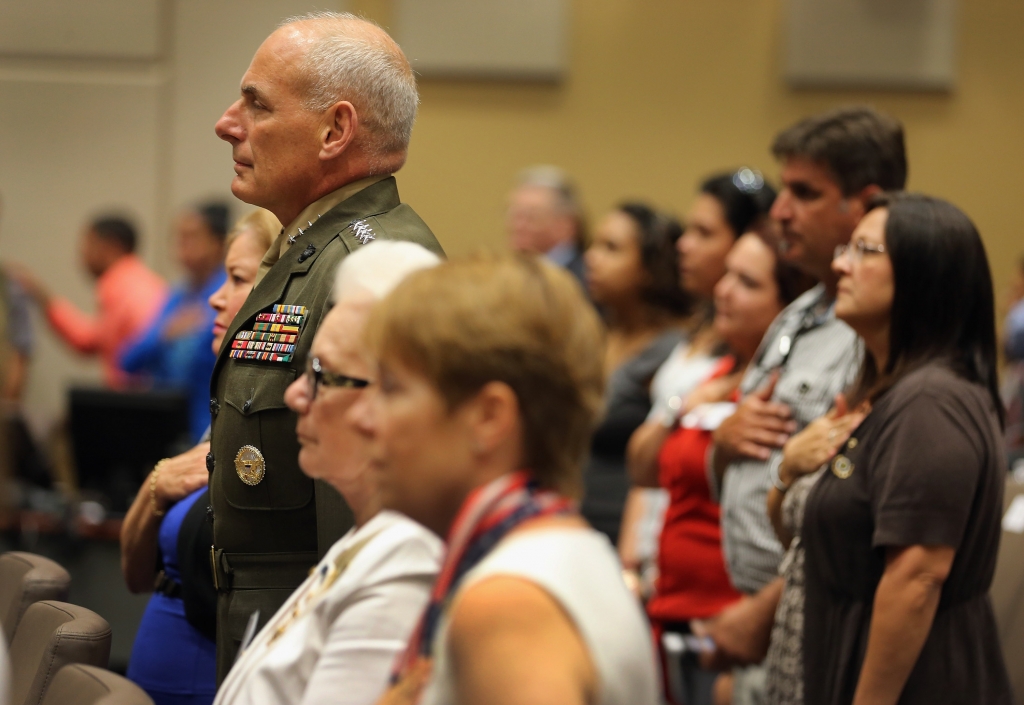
<box><xmin>770</xmin><ymin>457</ymin><xmax>791</xmax><ymax>494</ymax></box>
<box><xmin>150</xmin><ymin>460</ymin><xmax>169</xmax><ymax>517</ymax></box>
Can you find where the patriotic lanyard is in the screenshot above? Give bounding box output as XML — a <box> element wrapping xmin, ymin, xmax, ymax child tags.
<box><xmin>392</xmin><ymin>471</ymin><xmax>575</xmax><ymax>684</ymax></box>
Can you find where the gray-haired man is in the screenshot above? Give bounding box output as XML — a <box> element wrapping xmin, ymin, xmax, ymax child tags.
<box><xmin>209</xmin><ymin>12</ymin><xmax>444</xmax><ymax>677</ymax></box>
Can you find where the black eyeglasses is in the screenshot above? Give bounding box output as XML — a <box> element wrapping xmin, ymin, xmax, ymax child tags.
<box><xmin>304</xmin><ymin>356</ymin><xmax>371</xmax><ymax>400</ymax></box>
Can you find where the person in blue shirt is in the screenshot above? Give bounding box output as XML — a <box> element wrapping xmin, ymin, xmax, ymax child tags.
<box><xmin>121</xmin><ymin>203</ymin><xmax>229</xmax><ymax>442</ymax></box>
<box><xmin>120</xmin><ymin>209</ymin><xmax>280</xmax><ymax>705</ymax></box>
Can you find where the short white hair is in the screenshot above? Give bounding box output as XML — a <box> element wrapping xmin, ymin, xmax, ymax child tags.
<box><xmin>334</xmin><ymin>240</ymin><xmax>441</xmax><ymax>303</ymax></box>
<box><xmin>283</xmin><ymin>11</ymin><xmax>419</xmax><ymax>162</ymax></box>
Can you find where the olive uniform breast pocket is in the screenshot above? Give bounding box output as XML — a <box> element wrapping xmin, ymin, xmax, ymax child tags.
<box><xmin>217</xmin><ymin>363</ymin><xmax>311</xmax><ymax>512</ymax></box>
<box><xmin>214</xmin><ymin>302</ymin><xmax>315</xmax><ymax>513</ymax></box>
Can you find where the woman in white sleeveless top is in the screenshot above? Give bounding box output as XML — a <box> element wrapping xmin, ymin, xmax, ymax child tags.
<box><xmin>355</xmin><ymin>254</ymin><xmax>659</xmax><ymax>705</ymax></box>
<box><xmin>215</xmin><ymin>242</ymin><xmax>443</xmax><ymax>705</ymax></box>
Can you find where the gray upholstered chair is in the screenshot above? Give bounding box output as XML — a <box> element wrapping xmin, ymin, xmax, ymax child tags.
<box><xmin>0</xmin><ymin>552</ymin><xmax>71</xmax><ymax>642</ymax></box>
<box><xmin>40</xmin><ymin>664</ymin><xmax>153</xmax><ymax>705</ymax></box>
<box><xmin>9</xmin><ymin>600</ymin><xmax>111</xmax><ymax>705</ymax></box>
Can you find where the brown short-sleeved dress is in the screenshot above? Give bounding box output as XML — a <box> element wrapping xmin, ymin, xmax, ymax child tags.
<box><xmin>802</xmin><ymin>364</ymin><xmax>1013</xmax><ymax>705</ymax></box>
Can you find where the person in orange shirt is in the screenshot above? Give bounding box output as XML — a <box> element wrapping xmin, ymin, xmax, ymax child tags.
<box><xmin>7</xmin><ymin>216</ymin><xmax>166</xmax><ymax>388</ymax></box>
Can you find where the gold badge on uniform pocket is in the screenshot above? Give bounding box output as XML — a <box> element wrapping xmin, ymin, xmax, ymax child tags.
<box><xmin>832</xmin><ymin>454</ymin><xmax>854</xmax><ymax>479</ymax></box>
<box><xmin>235</xmin><ymin>445</ymin><xmax>266</xmax><ymax>486</ymax></box>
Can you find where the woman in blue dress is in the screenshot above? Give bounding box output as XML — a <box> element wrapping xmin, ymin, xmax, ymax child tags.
<box><xmin>119</xmin><ymin>210</ymin><xmax>279</xmax><ymax>705</ymax></box>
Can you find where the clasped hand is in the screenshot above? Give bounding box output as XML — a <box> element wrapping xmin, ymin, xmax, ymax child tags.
<box><xmin>152</xmin><ymin>442</ymin><xmax>210</xmax><ymax>512</ymax></box>
<box><xmin>713</xmin><ymin>372</ymin><xmax>796</xmax><ymax>463</ymax></box>
<box><xmin>778</xmin><ymin>394</ymin><xmax>869</xmax><ymax>487</ymax></box>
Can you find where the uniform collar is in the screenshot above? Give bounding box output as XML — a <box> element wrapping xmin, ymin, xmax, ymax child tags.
<box><xmin>257</xmin><ymin>174</ymin><xmax>391</xmax><ymax>284</ymax></box>
<box><xmin>215</xmin><ymin>176</ymin><xmax>404</xmax><ymax>371</ymax></box>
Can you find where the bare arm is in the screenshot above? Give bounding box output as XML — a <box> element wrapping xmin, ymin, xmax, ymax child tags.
<box><xmin>448</xmin><ymin>576</ymin><xmax>597</xmax><ymax>705</ymax></box>
<box><xmin>120</xmin><ymin>442</ymin><xmax>209</xmax><ymax>593</ymax></box>
<box><xmin>627</xmin><ymin>420</ymin><xmax>672</xmax><ymax>488</ymax></box>
<box><xmin>767</xmin><ymin>485</ymin><xmax>791</xmax><ymax>549</ymax></box>
<box><xmin>852</xmin><ymin>545</ymin><xmax>954</xmax><ymax>705</ymax></box>
<box><xmin>699</xmin><ymin>577</ymin><xmax>783</xmax><ymax>669</ymax></box>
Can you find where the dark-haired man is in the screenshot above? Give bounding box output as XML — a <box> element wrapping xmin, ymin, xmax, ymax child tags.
<box><xmin>6</xmin><ymin>216</ymin><xmax>166</xmax><ymax>388</ymax></box>
<box><xmin>121</xmin><ymin>202</ymin><xmax>230</xmax><ymax>442</ymax></box>
<box><xmin>706</xmin><ymin>106</ymin><xmax>907</xmax><ymax>703</ymax></box>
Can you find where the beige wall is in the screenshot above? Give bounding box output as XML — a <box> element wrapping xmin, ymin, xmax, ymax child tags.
<box><xmin>0</xmin><ymin>0</ymin><xmax>340</xmax><ymax>432</ymax></box>
<box><xmin>3</xmin><ymin>0</ymin><xmax>1023</xmax><ymax>433</ymax></box>
<box><xmin>373</xmin><ymin>0</ymin><xmax>1023</xmax><ymax>295</ymax></box>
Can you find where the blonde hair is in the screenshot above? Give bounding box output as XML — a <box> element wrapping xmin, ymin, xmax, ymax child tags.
<box><xmin>225</xmin><ymin>208</ymin><xmax>281</xmax><ymax>254</ymax></box>
<box><xmin>366</xmin><ymin>253</ymin><xmax>605</xmax><ymax>498</ymax></box>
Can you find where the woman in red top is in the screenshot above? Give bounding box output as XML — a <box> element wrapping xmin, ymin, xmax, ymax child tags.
<box><xmin>632</xmin><ymin>232</ymin><xmax>812</xmax><ymax>705</ymax></box>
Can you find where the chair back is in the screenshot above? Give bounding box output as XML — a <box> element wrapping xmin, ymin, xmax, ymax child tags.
<box><xmin>40</xmin><ymin>664</ymin><xmax>153</xmax><ymax>705</ymax></box>
<box><xmin>9</xmin><ymin>601</ymin><xmax>111</xmax><ymax>705</ymax></box>
<box><xmin>0</xmin><ymin>552</ymin><xmax>70</xmax><ymax>642</ymax></box>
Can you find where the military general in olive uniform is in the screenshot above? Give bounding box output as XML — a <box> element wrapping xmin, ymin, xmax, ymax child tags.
<box><xmin>209</xmin><ymin>11</ymin><xmax>444</xmax><ymax>677</ymax></box>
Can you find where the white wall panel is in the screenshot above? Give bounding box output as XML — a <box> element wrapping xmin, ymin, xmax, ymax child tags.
<box><xmin>786</xmin><ymin>0</ymin><xmax>957</xmax><ymax>89</ymax></box>
<box><xmin>394</xmin><ymin>0</ymin><xmax>567</xmax><ymax>80</ymax></box>
<box><xmin>0</xmin><ymin>0</ymin><xmax>162</xmax><ymax>59</ymax></box>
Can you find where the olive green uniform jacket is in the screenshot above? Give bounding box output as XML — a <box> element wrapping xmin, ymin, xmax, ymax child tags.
<box><xmin>208</xmin><ymin>177</ymin><xmax>443</xmax><ymax>678</ymax></box>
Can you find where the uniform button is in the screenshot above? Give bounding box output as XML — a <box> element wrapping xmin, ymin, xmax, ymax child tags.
<box><xmin>209</xmin><ymin>398</ymin><xmax>220</xmax><ymax>416</ymax></box>
<box><xmin>206</xmin><ymin>452</ymin><xmax>215</xmax><ymax>473</ymax></box>
<box><xmin>242</xmin><ymin>399</ymin><xmax>252</xmax><ymax>413</ymax></box>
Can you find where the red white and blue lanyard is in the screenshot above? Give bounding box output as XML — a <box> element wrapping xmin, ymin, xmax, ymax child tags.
<box><xmin>392</xmin><ymin>470</ymin><xmax>575</xmax><ymax>682</ymax></box>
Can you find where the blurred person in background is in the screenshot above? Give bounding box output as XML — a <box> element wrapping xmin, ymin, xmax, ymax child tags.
<box><xmin>580</xmin><ymin>202</ymin><xmax>689</xmax><ymax>548</ymax></box>
<box><xmin>795</xmin><ymin>194</ymin><xmax>1012</xmax><ymax>704</ymax></box>
<box><xmin>708</xmin><ymin>107</ymin><xmax>906</xmax><ymax>705</ymax></box>
<box><xmin>0</xmin><ymin>196</ymin><xmax>50</xmax><ymax>497</ymax></box>
<box><xmin>0</xmin><ymin>270</ymin><xmax>13</xmax><ymax>518</ymax></box>
<box><xmin>216</xmin><ymin>241</ymin><xmax>442</xmax><ymax>705</ymax></box>
<box><xmin>506</xmin><ymin>165</ymin><xmax>588</xmax><ymax>289</ymax></box>
<box><xmin>632</xmin><ymin>230</ymin><xmax>812</xmax><ymax>705</ymax></box>
<box><xmin>121</xmin><ymin>209</ymin><xmax>279</xmax><ymax>705</ymax></box>
<box><xmin>364</xmin><ymin>254</ymin><xmax>658</xmax><ymax>705</ymax></box>
<box><xmin>1003</xmin><ymin>256</ymin><xmax>1024</xmax><ymax>363</ymax></box>
<box><xmin>0</xmin><ymin>277</ymin><xmax>31</xmax><ymax>406</ymax></box>
<box><xmin>622</xmin><ymin>170</ymin><xmax>775</xmax><ymax>592</ymax></box>
<box><xmin>5</xmin><ymin>215</ymin><xmax>166</xmax><ymax>388</ymax></box>
<box><xmin>121</xmin><ymin>202</ymin><xmax>230</xmax><ymax>443</ymax></box>
<box><xmin>1001</xmin><ymin>255</ymin><xmax>1024</xmax><ymax>464</ymax></box>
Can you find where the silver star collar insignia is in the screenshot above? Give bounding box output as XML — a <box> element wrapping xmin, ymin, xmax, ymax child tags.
<box><xmin>351</xmin><ymin>219</ymin><xmax>376</xmax><ymax>245</ymax></box>
<box><xmin>287</xmin><ymin>214</ymin><xmax>324</xmax><ymax>246</ymax></box>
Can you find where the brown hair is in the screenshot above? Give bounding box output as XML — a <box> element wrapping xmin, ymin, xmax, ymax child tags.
<box><xmin>365</xmin><ymin>252</ymin><xmax>606</xmax><ymax>498</ymax></box>
<box><xmin>225</xmin><ymin>208</ymin><xmax>281</xmax><ymax>254</ymax></box>
<box><xmin>771</xmin><ymin>106</ymin><xmax>907</xmax><ymax>195</ymax></box>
